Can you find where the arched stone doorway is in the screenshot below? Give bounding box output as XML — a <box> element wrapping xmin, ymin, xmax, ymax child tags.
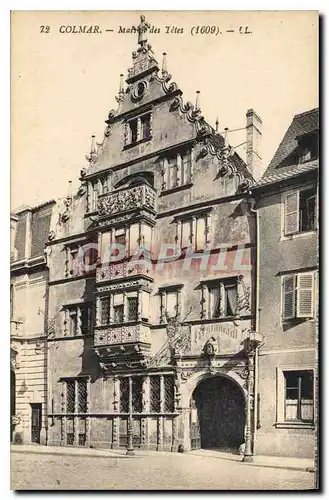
<box><xmin>190</xmin><ymin>375</ymin><xmax>245</xmax><ymax>451</ymax></box>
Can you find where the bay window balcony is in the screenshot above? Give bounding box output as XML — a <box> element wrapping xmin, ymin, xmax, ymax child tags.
<box><xmin>97</xmin><ymin>183</ymin><xmax>156</xmax><ymax>217</ymax></box>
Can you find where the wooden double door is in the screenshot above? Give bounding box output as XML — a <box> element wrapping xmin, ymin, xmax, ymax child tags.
<box><xmin>190</xmin><ymin>376</ymin><xmax>245</xmax><ymax>451</ymax></box>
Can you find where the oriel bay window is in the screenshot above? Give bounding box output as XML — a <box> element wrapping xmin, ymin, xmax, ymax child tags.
<box><xmin>97</xmin><ymin>290</ymin><xmax>150</xmax><ymax>326</ymax></box>
<box><xmin>161</xmin><ymin>149</ymin><xmax>194</xmax><ymax>191</ymax></box>
<box><xmin>100</xmin><ymin>222</ymin><xmax>153</xmax><ymax>265</ymax></box>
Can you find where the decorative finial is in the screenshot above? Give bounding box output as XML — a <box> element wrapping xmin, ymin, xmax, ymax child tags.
<box><xmin>91</xmin><ymin>135</ymin><xmax>96</xmax><ymax>153</ymax></box>
<box><xmin>162</xmin><ymin>52</ymin><xmax>168</xmax><ymax>76</ymax></box>
<box><xmin>135</xmin><ymin>14</ymin><xmax>151</xmax><ymax>47</ymax></box>
<box><xmin>195</xmin><ymin>90</ymin><xmax>201</xmax><ymax>111</ymax></box>
<box><xmin>85</xmin><ymin>134</ymin><xmax>98</xmax><ymax>165</ymax></box>
<box><xmin>224</xmin><ymin>127</ymin><xmax>229</xmax><ymax>147</ymax></box>
<box><xmin>215</xmin><ymin>117</ymin><xmax>219</xmax><ymax>133</ymax></box>
<box><xmin>119</xmin><ymin>74</ymin><xmax>124</xmax><ymax>94</ymax></box>
<box><xmin>115</xmin><ymin>74</ymin><xmax>125</xmax><ymax>103</ymax></box>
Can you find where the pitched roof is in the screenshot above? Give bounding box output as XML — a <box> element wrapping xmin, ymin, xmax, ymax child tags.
<box><xmin>257</xmin><ymin>108</ymin><xmax>319</xmax><ymax>187</ymax></box>
<box><xmin>254</xmin><ymin>158</ymin><xmax>318</xmax><ymax>188</ymax></box>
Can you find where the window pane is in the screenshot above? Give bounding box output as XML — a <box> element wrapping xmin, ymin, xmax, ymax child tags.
<box><xmin>182</xmin><ymin>152</ymin><xmax>191</xmax><ymax>184</ymax></box>
<box><xmin>69</xmin><ymin>311</ymin><xmax>78</xmax><ymax>336</ymax></box>
<box><xmin>285</xmin><ymin>401</ymin><xmax>298</xmax><ymax>420</ymax></box>
<box><xmin>301</xmin><ymin>401</ymin><xmax>313</xmax><ymax>421</ymax></box>
<box><xmin>168</xmin><ymin>157</ymin><xmax>177</xmax><ymax>189</ymax></box>
<box><xmin>127</xmin><ymin>297</ymin><xmax>138</xmax><ymax>321</ymax></box>
<box><xmin>209</xmin><ymin>287</ymin><xmax>220</xmax><ymax>318</ymax></box>
<box><xmin>166</xmin><ymin>292</ymin><xmax>177</xmax><ymax>319</ymax></box>
<box><xmin>141</xmin><ymin>115</ymin><xmax>151</xmax><ymax>140</ymax></box>
<box><xmin>114</xmin><ymin>304</ymin><xmax>124</xmax><ymax>323</ymax></box>
<box><xmin>300</xmin><ymin>187</ymin><xmax>316</xmax><ymax>232</ymax></box>
<box><xmin>100</xmin><ymin>297</ymin><xmax>110</xmax><ymax>326</ymax></box>
<box><xmin>132</xmin><ymin>378</ymin><xmax>143</xmax><ymax>413</ymax></box>
<box><xmin>164</xmin><ymin>376</ymin><xmax>175</xmax><ymax>412</ymax></box>
<box><xmin>120</xmin><ymin>378</ymin><xmax>129</xmax><ymax>413</ymax></box>
<box><xmin>80</xmin><ymin>306</ymin><xmax>91</xmax><ymax>335</ymax></box>
<box><xmin>225</xmin><ymin>284</ymin><xmax>237</xmax><ymax>316</ymax></box>
<box><xmin>301</xmin><ymin>371</ymin><xmax>313</xmax><ymax>399</ymax></box>
<box><xmin>77</xmin><ymin>380</ymin><xmax>87</xmax><ymax>412</ymax></box>
<box><xmin>150</xmin><ymin>376</ymin><xmax>161</xmax><ymax>413</ymax></box>
<box><xmin>129</xmin><ymin>120</ymin><xmax>138</xmax><ymax>143</ymax></box>
<box><xmin>66</xmin><ymin>381</ymin><xmax>75</xmax><ymax>413</ymax></box>
<box><xmin>284</xmin><ymin>371</ymin><xmax>299</xmax><ymax>389</ymax></box>
<box><xmin>196</xmin><ymin>217</ymin><xmax>206</xmax><ymax>250</ymax></box>
<box><xmin>181</xmin><ymin>221</ymin><xmax>191</xmax><ymax>248</ymax></box>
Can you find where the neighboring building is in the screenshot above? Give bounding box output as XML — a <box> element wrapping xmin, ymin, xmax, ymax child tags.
<box><xmin>44</xmin><ymin>16</ymin><xmax>262</xmax><ymax>458</ymax></box>
<box><xmin>10</xmin><ymin>200</ymin><xmax>56</xmax><ymax>444</ymax></box>
<box><xmin>251</xmin><ymin>108</ymin><xmax>319</xmax><ymax>458</ymax></box>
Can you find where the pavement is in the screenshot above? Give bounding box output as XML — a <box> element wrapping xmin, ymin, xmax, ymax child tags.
<box><xmin>11</xmin><ymin>443</ymin><xmax>315</xmax><ymax>472</ymax></box>
<box><xmin>10</xmin><ymin>445</ymin><xmax>317</xmax><ymax>490</ymax></box>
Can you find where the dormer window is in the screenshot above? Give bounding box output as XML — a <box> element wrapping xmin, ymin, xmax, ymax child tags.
<box><xmin>125</xmin><ymin>112</ymin><xmax>152</xmax><ymax>147</ymax></box>
<box><xmin>297</xmin><ymin>131</ymin><xmax>318</xmax><ymax>164</ymax></box>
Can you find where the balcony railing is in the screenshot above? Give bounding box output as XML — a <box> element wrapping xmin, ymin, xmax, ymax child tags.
<box><xmin>96</xmin><ymin>260</ymin><xmax>153</xmax><ymax>283</ymax></box>
<box><xmin>98</xmin><ymin>184</ymin><xmax>156</xmax><ymax>217</ymax></box>
<box><xmin>94</xmin><ymin>323</ymin><xmax>151</xmax><ymax>346</ymax></box>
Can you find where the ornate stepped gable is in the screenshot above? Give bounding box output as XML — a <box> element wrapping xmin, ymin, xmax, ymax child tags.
<box><xmin>80</xmin><ymin>14</ymin><xmax>252</xmax><ymax>191</ymax></box>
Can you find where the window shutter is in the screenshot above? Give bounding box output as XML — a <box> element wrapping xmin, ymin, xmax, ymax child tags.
<box><xmin>297</xmin><ymin>273</ymin><xmax>314</xmax><ymax>318</ymax></box>
<box><xmin>284</xmin><ymin>192</ymin><xmax>299</xmax><ymax>235</ymax></box>
<box><xmin>282</xmin><ymin>275</ymin><xmax>295</xmax><ymax>320</ymax></box>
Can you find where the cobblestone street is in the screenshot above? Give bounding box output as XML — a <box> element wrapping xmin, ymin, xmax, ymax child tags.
<box><xmin>11</xmin><ymin>450</ymin><xmax>316</xmax><ymax>491</ymax></box>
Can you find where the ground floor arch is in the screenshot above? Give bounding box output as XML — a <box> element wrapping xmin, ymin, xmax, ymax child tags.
<box><xmin>190</xmin><ymin>375</ymin><xmax>245</xmax><ymax>451</ymax></box>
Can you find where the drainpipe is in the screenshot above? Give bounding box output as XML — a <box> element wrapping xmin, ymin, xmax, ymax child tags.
<box><xmin>249</xmin><ymin>197</ymin><xmax>260</xmax><ymax>456</ymax></box>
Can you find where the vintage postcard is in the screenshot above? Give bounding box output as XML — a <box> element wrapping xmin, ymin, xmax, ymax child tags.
<box><xmin>10</xmin><ymin>10</ymin><xmax>319</xmax><ymax>490</ymax></box>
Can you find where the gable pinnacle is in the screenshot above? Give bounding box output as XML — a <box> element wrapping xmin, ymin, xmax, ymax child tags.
<box><xmin>162</xmin><ymin>52</ymin><xmax>168</xmax><ymax>77</ymax></box>
<box><xmin>135</xmin><ymin>14</ymin><xmax>151</xmax><ymax>47</ymax></box>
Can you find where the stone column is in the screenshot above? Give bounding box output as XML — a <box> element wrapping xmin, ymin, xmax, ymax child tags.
<box><xmin>181</xmin><ymin>407</ymin><xmax>191</xmax><ymax>452</ymax></box>
<box><xmin>95</xmin><ymin>297</ymin><xmax>101</xmax><ymax>327</ymax></box>
<box><xmin>137</xmin><ymin>289</ymin><xmax>142</xmax><ymax>322</ymax></box>
<box><xmin>123</xmin><ymin>292</ymin><xmax>127</xmax><ymax>323</ymax></box>
<box><xmin>141</xmin><ymin>375</ymin><xmax>150</xmax><ymax>449</ymax></box>
<box><xmin>243</xmin><ymin>349</ymin><xmax>255</xmax><ymax>462</ymax></box>
<box><xmin>112</xmin><ymin>376</ymin><xmax>120</xmax><ymax>449</ymax></box>
<box><xmin>176</xmin><ymin>152</ymin><xmax>182</xmax><ymax>186</ymax></box>
<box><xmin>159</xmin><ymin>291</ymin><xmax>166</xmax><ymax>324</ymax></box>
<box><xmin>190</xmin><ymin>148</ymin><xmax>194</xmax><ymax>182</ymax></box>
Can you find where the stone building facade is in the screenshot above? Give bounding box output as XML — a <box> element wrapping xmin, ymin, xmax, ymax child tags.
<box><xmin>11</xmin><ymin>17</ymin><xmax>318</xmax><ymax>461</ymax></box>
<box><xmin>10</xmin><ymin>200</ymin><xmax>56</xmax><ymax>444</ymax></box>
<box><xmin>43</xmin><ymin>18</ymin><xmax>262</xmax><ymax>459</ymax></box>
<box><xmin>251</xmin><ymin>108</ymin><xmax>319</xmax><ymax>458</ymax></box>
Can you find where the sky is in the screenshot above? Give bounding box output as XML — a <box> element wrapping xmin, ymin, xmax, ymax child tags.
<box><xmin>11</xmin><ymin>10</ymin><xmax>318</xmax><ymax>210</ymax></box>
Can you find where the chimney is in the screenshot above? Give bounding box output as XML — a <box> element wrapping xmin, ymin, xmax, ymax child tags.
<box><xmin>246</xmin><ymin>109</ymin><xmax>262</xmax><ymax>180</ymax></box>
